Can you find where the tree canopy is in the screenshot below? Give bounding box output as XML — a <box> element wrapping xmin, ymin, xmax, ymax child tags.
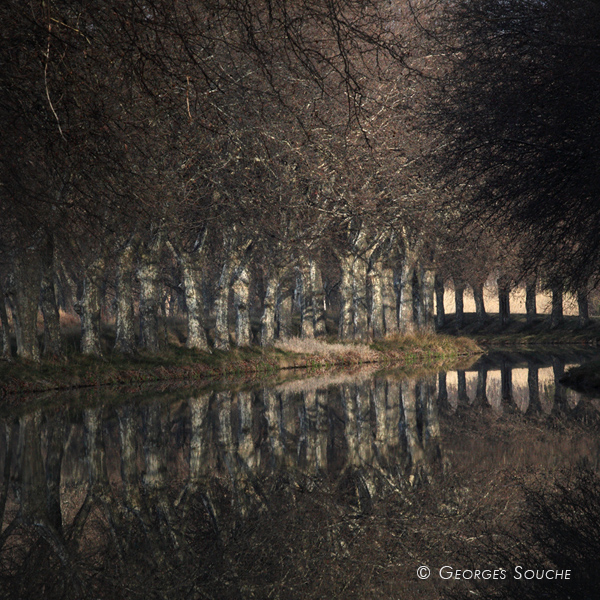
<box><xmin>431</xmin><ymin>0</ymin><xmax>600</xmax><ymax>288</ymax></box>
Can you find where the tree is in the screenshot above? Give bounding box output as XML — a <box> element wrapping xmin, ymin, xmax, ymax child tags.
<box><xmin>431</xmin><ymin>0</ymin><xmax>600</xmax><ymax>289</ymax></box>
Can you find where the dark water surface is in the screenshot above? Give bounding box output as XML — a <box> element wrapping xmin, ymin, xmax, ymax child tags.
<box><xmin>1</xmin><ymin>349</ymin><xmax>600</xmax><ymax>599</ymax></box>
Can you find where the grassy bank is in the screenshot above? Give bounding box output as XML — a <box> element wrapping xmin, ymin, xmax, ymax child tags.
<box><xmin>0</xmin><ymin>333</ymin><xmax>481</xmax><ymax>397</ymax></box>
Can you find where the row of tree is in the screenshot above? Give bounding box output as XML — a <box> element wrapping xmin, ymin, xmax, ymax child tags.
<box><xmin>1</xmin><ymin>0</ymin><xmax>598</xmax><ymax>360</ymax></box>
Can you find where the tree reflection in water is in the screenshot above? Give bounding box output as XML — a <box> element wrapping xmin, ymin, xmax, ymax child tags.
<box><xmin>0</xmin><ymin>356</ymin><xmax>599</xmax><ymax>599</ymax></box>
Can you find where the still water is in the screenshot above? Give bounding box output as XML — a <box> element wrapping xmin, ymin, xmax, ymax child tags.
<box><xmin>1</xmin><ymin>349</ymin><xmax>600</xmax><ymax>599</ymax></box>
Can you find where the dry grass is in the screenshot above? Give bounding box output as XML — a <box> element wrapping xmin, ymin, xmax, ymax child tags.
<box><xmin>274</xmin><ymin>337</ymin><xmax>379</xmax><ymax>361</ymax></box>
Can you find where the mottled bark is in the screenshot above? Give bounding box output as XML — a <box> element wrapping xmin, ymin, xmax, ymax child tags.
<box><xmin>472</xmin><ymin>282</ymin><xmax>486</xmax><ymax>328</ymax></box>
<box><xmin>369</xmin><ymin>260</ymin><xmax>385</xmax><ymax>339</ymax></box>
<box><xmin>498</xmin><ymin>276</ymin><xmax>511</xmax><ymax>328</ymax></box>
<box><xmin>398</xmin><ymin>257</ymin><xmax>416</xmax><ymax>334</ymax></box>
<box><xmin>114</xmin><ymin>240</ymin><xmax>137</xmax><ymax>354</ymax></box>
<box><xmin>9</xmin><ymin>249</ymin><xmax>42</xmax><ymax>361</ymax></box>
<box><xmin>40</xmin><ymin>236</ymin><xmax>62</xmax><ymax>358</ymax></box>
<box><xmin>454</xmin><ymin>278</ymin><xmax>465</xmax><ymax>330</ymax></box>
<box><xmin>525</xmin><ymin>279</ymin><xmax>537</xmax><ymax>325</ymax></box>
<box><xmin>260</xmin><ymin>268</ymin><xmax>280</xmax><ymax>347</ymax></box>
<box><xmin>352</xmin><ymin>256</ymin><xmax>369</xmax><ymax>341</ymax></box>
<box><xmin>310</xmin><ymin>259</ymin><xmax>327</xmax><ymax>337</ymax></box>
<box><xmin>214</xmin><ymin>260</ymin><xmax>233</xmax><ymax>351</ymax></box>
<box><xmin>297</xmin><ymin>258</ymin><xmax>315</xmax><ymax>339</ymax></box>
<box><xmin>550</xmin><ymin>284</ymin><xmax>564</xmax><ymax>329</ymax></box>
<box><xmin>276</xmin><ymin>288</ymin><xmax>293</xmax><ymax>339</ymax></box>
<box><xmin>77</xmin><ymin>258</ymin><xmax>104</xmax><ymax>357</ymax></box>
<box><xmin>138</xmin><ymin>235</ymin><xmax>164</xmax><ymax>352</ymax></box>
<box><xmin>382</xmin><ymin>267</ymin><xmax>397</xmax><ymax>334</ymax></box>
<box><xmin>416</xmin><ymin>267</ymin><xmax>435</xmax><ymax>332</ymax></box>
<box><xmin>214</xmin><ymin>234</ymin><xmax>253</xmax><ymax>351</ymax></box>
<box><xmin>338</xmin><ymin>254</ymin><xmax>354</xmax><ymax>340</ymax></box>
<box><xmin>434</xmin><ymin>274</ymin><xmax>445</xmax><ymax>329</ymax></box>
<box><xmin>233</xmin><ymin>265</ymin><xmax>251</xmax><ymax>346</ymax></box>
<box><xmin>577</xmin><ymin>288</ymin><xmax>590</xmax><ymax>328</ymax></box>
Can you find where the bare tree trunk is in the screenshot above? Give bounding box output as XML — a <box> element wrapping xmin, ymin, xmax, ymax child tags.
<box><xmin>114</xmin><ymin>239</ymin><xmax>137</xmax><ymax>355</ymax></box>
<box><xmin>78</xmin><ymin>257</ymin><xmax>104</xmax><ymax>357</ymax></box>
<box><xmin>525</xmin><ymin>279</ymin><xmax>537</xmax><ymax>325</ymax></box>
<box><xmin>180</xmin><ymin>253</ymin><xmax>209</xmax><ymax>351</ymax></box>
<box><xmin>434</xmin><ymin>274</ymin><xmax>445</xmax><ymax>329</ymax></box>
<box><xmin>352</xmin><ymin>255</ymin><xmax>369</xmax><ymax>341</ymax></box>
<box><xmin>550</xmin><ymin>284</ymin><xmax>563</xmax><ymax>329</ymax></box>
<box><xmin>311</xmin><ymin>259</ymin><xmax>327</xmax><ymax>337</ymax></box>
<box><xmin>233</xmin><ymin>265</ymin><xmax>251</xmax><ymax>346</ymax></box>
<box><xmin>416</xmin><ymin>267</ymin><xmax>435</xmax><ymax>332</ymax></box>
<box><xmin>472</xmin><ymin>281</ymin><xmax>486</xmax><ymax>328</ymax></box>
<box><xmin>138</xmin><ymin>235</ymin><xmax>164</xmax><ymax>352</ymax></box>
<box><xmin>454</xmin><ymin>277</ymin><xmax>465</xmax><ymax>330</ymax></box>
<box><xmin>498</xmin><ymin>276</ymin><xmax>511</xmax><ymax>328</ymax></box>
<box><xmin>338</xmin><ymin>254</ymin><xmax>354</xmax><ymax>340</ymax></box>
<box><xmin>40</xmin><ymin>236</ymin><xmax>62</xmax><ymax>358</ymax></box>
<box><xmin>398</xmin><ymin>257</ymin><xmax>416</xmax><ymax>334</ymax></box>
<box><xmin>9</xmin><ymin>249</ymin><xmax>42</xmax><ymax>361</ymax></box>
<box><xmin>577</xmin><ymin>287</ymin><xmax>590</xmax><ymax>328</ymax></box>
<box><xmin>276</xmin><ymin>287</ymin><xmax>293</xmax><ymax>339</ymax></box>
<box><xmin>297</xmin><ymin>258</ymin><xmax>315</xmax><ymax>339</ymax></box>
<box><xmin>261</xmin><ymin>268</ymin><xmax>280</xmax><ymax>347</ymax></box>
<box><xmin>382</xmin><ymin>267</ymin><xmax>397</xmax><ymax>334</ymax></box>
<box><xmin>369</xmin><ymin>260</ymin><xmax>385</xmax><ymax>339</ymax></box>
<box><xmin>214</xmin><ymin>233</ymin><xmax>253</xmax><ymax>351</ymax></box>
<box><xmin>214</xmin><ymin>259</ymin><xmax>233</xmax><ymax>351</ymax></box>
